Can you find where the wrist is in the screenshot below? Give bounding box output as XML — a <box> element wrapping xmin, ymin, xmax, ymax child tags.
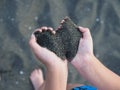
<box><xmin>46</xmin><ymin>59</ymin><xmax>66</xmax><ymax>72</ymax></box>
<box><xmin>71</xmin><ymin>53</ymin><xmax>95</xmax><ymax>69</ymax></box>
<box><xmin>46</xmin><ymin>62</ymin><xmax>59</xmax><ymax>71</ymax></box>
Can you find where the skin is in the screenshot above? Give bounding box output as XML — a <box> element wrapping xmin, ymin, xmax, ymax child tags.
<box><xmin>29</xmin><ymin>27</ymin><xmax>68</xmax><ymax>90</ymax></box>
<box><xmin>29</xmin><ymin>26</ymin><xmax>82</xmax><ymax>90</ymax></box>
<box><xmin>29</xmin><ymin>25</ymin><xmax>120</xmax><ymax>90</ymax></box>
<box><xmin>71</xmin><ymin>27</ymin><xmax>120</xmax><ymax>90</ymax></box>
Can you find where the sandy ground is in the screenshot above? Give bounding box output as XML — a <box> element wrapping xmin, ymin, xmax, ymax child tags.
<box><xmin>0</xmin><ymin>0</ymin><xmax>120</xmax><ymax>90</ymax></box>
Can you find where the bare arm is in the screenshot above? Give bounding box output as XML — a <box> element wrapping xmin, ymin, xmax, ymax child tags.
<box><xmin>71</xmin><ymin>27</ymin><xmax>120</xmax><ymax>90</ymax></box>
<box><xmin>29</xmin><ymin>27</ymin><xmax>68</xmax><ymax>90</ymax></box>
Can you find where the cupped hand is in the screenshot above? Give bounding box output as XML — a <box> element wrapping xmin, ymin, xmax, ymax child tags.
<box><xmin>77</xmin><ymin>26</ymin><xmax>93</xmax><ymax>56</ymax></box>
<box><xmin>71</xmin><ymin>26</ymin><xmax>94</xmax><ymax>68</ymax></box>
<box><xmin>29</xmin><ymin>26</ymin><xmax>68</xmax><ymax>69</ymax></box>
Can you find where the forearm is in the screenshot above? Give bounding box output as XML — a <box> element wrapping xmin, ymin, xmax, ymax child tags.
<box><xmin>72</xmin><ymin>54</ymin><xmax>120</xmax><ymax>90</ymax></box>
<box><xmin>45</xmin><ymin>63</ymin><xmax>67</xmax><ymax>90</ymax></box>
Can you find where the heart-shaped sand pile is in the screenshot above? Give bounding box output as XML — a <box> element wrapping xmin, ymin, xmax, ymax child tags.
<box><xmin>34</xmin><ymin>17</ymin><xmax>82</xmax><ymax>62</ymax></box>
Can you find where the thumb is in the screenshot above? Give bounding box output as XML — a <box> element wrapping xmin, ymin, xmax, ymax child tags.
<box><xmin>78</xmin><ymin>26</ymin><xmax>92</xmax><ymax>40</ymax></box>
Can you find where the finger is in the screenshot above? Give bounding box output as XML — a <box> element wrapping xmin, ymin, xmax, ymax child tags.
<box><xmin>78</xmin><ymin>26</ymin><xmax>92</xmax><ymax>39</ymax></box>
<box><xmin>29</xmin><ymin>34</ymin><xmax>60</xmax><ymax>62</ymax></box>
<box><xmin>29</xmin><ymin>34</ymin><xmax>36</xmax><ymax>43</ymax></box>
<box><xmin>29</xmin><ymin>34</ymin><xmax>43</xmax><ymax>58</ymax></box>
<box><xmin>41</xmin><ymin>26</ymin><xmax>48</xmax><ymax>33</ymax></box>
<box><xmin>78</xmin><ymin>26</ymin><xmax>86</xmax><ymax>32</ymax></box>
<box><xmin>64</xmin><ymin>16</ymin><xmax>69</xmax><ymax>21</ymax></box>
<box><xmin>57</xmin><ymin>25</ymin><xmax>62</xmax><ymax>30</ymax></box>
<box><xmin>48</xmin><ymin>27</ymin><xmax>56</xmax><ymax>34</ymax></box>
<box><xmin>60</xmin><ymin>19</ymin><xmax>65</xmax><ymax>24</ymax></box>
<box><xmin>48</xmin><ymin>27</ymin><xmax>53</xmax><ymax>31</ymax></box>
<box><xmin>34</xmin><ymin>27</ymin><xmax>48</xmax><ymax>33</ymax></box>
<box><xmin>29</xmin><ymin>34</ymin><xmax>41</xmax><ymax>51</ymax></box>
<box><xmin>35</xmin><ymin>28</ymin><xmax>42</xmax><ymax>32</ymax></box>
<box><xmin>41</xmin><ymin>26</ymin><xmax>48</xmax><ymax>30</ymax></box>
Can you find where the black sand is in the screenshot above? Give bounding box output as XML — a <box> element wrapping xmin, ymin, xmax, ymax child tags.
<box><xmin>34</xmin><ymin>17</ymin><xmax>82</xmax><ymax>61</ymax></box>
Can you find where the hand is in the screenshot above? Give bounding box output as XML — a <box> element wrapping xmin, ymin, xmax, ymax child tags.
<box><xmin>29</xmin><ymin>26</ymin><xmax>68</xmax><ymax>90</ymax></box>
<box><xmin>29</xmin><ymin>26</ymin><xmax>68</xmax><ymax>69</ymax></box>
<box><xmin>77</xmin><ymin>27</ymin><xmax>93</xmax><ymax>56</ymax></box>
<box><xmin>71</xmin><ymin>26</ymin><xmax>94</xmax><ymax>68</ymax></box>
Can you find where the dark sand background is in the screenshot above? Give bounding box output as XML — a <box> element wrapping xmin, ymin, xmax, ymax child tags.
<box><xmin>0</xmin><ymin>0</ymin><xmax>120</xmax><ymax>90</ymax></box>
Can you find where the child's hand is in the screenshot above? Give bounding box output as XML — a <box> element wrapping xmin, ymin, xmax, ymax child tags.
<box><xmin>71</xmin><ymin>27</ymin><xmax>94</xmax><ymax>68</ymax></box>
<box><xmin>29</xmin><ymin>27</ymin><xmax>68</xmax><ymax>90</ymax></box>
<box><xmin>29</xmin><ymin>26</ymin><xmax>67</xmax><ymax>69</ymax></box>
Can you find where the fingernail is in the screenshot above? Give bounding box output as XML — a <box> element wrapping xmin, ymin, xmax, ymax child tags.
<box><xmin>48</xmin><ymin>27</ymin><xmax>53</xmax><ymax>31</ymax></box>
<box><xmin>64</xmin><ymin>16</ymin><xmax>68</xmax><ymax>21</ymax></box>
<box><xmin>60</xmin><ymin>20</ymin><xmax>65</xmax><ymax>24</ymax></box>
<box><xmin>78</xmin><ymin>26</ymin><xmax>84</xmax><ymax>29</ymax></box>
<box><xmin>58</xmin><ymin>25</ymin><xmax>62</xmax><ymax>29</ymax></box>
<box><xmin>52</xmin><ymin>31</ymin><xmax>56</xmax><ymax>34</ymax></box>
<box><xmin>42</xmin><ymin>27</ymin><xmax>47</xmax><ymax>30</ymax></box>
